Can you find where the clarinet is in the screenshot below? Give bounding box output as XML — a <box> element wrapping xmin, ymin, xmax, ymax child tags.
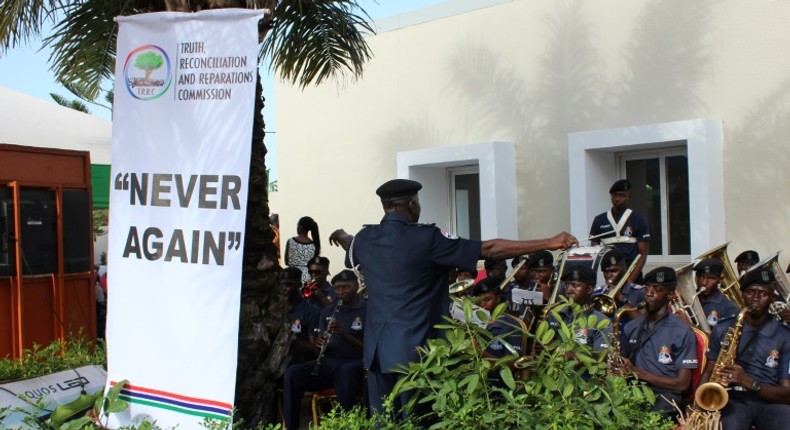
<box><xmin>311</xmin><ymin>299</ymin><xmax>343</xmax><ymax>377</ymax></box>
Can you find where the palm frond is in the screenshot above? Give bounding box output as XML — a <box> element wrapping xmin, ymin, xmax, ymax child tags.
<box><xmin>43</xmin><ymin>0</ymin><xmax>132</xmax><ymax>101</ymax></box>
<box><xmin>0</xmin><ymin>0</ymin><xmax>60</xmax><ymax>51</ymax></box>
<box><xmin>262</xmin><ymin>0</ymin><xmax>375</xmax><ymax>88</ymax></box>
<box><xmin>50</xmin><ymin>92</ymin><xmax>91</xmax><ymax>113</ymax></box>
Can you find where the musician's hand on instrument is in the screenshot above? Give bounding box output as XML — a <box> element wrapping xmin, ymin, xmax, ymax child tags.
<box><xmin>719</xmin><ymin>363</ymin><xmax>748</xmax><ymax>388</ymax></box>
<box><xmin>327</xmin><ymin>321</ymin><xmax>344</xmax><ymax>336</ymax></box>
<box><xmin>779</xmin><ymin>307</ymin><xmax>790</xmax><ymax>324</ymax></box>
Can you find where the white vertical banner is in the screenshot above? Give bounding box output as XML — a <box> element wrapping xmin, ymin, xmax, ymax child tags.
<box><xmin>106</xmin><ymin>9</ymin><xmax>264</xmax><ymax>429</ymax></box>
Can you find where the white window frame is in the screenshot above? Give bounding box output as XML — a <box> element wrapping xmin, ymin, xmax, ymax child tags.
<box><xmin>397</xmin><ymin>141</ymin><xmax>517</xmax><ymax>240</ymax></box>
<box><xmin>618</xmin><ymin>146</ymin><xmax>690</xmax><ymax>263</ymax></box>
<box><xmin>568</xmin><ymin>119</ymin><xmax>725</xmax><ymax>264</ymax></box>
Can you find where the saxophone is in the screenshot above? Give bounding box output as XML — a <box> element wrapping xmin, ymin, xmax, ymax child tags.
<box><xmin>311</xmin><ymin>299</ymin><xmax>344</xmax><ymax>377</ymax></box>
<box><xmin>694</xmin><ymin>308</ymin><xmax>748</xmax><ymax>411</ymax></box>
<box><xmin>607</xmin><ymin>301</ymin><xmax>646</xmax><ymax>375</ymax></box>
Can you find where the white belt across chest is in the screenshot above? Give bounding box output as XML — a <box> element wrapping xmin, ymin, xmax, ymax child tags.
<box><xmin>600</xmin><ymin>209</ymin><xmax>637</xmax><ymax>244</ymax></box>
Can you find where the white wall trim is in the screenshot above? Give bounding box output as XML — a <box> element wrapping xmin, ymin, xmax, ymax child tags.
<box><xmin>397</xmin><ymin>141</ymin><xmax>517</xmax><ymax>240</ymax></box>
<box><xmin>568</xmin><ymin>119</ymin><xmax>724</xmax><ymax>260</ymax></box>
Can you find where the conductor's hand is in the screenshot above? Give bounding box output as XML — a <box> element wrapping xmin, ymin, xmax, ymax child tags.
<box><xmin>548</xmin><ymin>232</ymin><xmax>578</xmax><ymax>251</ymax></box>
<box><xmin>329</xmin><ymin>229</ymin><xmax>353</xmax><ymax>249</ymax></box>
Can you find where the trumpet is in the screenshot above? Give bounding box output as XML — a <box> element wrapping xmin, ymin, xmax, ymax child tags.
<box><xmin>593</xmin><ymin>255</ymin><xmax>641</xmax><ymax>318</ymax></box>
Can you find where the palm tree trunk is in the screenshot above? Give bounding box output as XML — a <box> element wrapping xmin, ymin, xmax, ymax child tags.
<box><xmin>234</xmin><ymin>72</ymin><xmax>289</xmax><ymax>426</ymax></box>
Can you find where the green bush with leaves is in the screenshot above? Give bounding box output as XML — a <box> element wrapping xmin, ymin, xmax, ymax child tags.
<box><xmin>0</xmin><ymin>336</ymin><xmax>106</xmax><ymax>383</ymax></box>
<box><xmin>315</xmin><ymin>298</ymin><xmax>674</xmax><ymax>430</ymax></box>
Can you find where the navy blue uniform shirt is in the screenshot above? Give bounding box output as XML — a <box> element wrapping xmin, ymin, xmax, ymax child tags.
<box><xmin>319</xmin><ymin>298</ymin><xmax>366</xmax><ymax>360</ymax></box>
<box><xmin>622</xmin><ymin>313</ymin><xmax>698</xmax><ymax>403</ymax></box>
<box><xmin>707</xmin><ymin>317</ymin><xmax>790</xmax><ymax>385</ymax></box>
<box><xmin>699</xmin><ymin>290</ymin><xmax>739</xmax><ymax>328</ymax></box>
<box><xmin>589</xmin><ymin>211</ymin><xmax>650</xmax><ymax>265</ymax></box>
<box><xmin>349</xmin><ymin>212</ymin><xmax>482</xmax><ymax>372</ymax></box>
<box><xmin>486</xmin><ymin>314</ymin><xmax>524</xmax><ymax>358</ymax></box>
<box><xmin>289</xmin><ymin>299</ymin><xmax>320</xmax><ymax>363</ymax></box>
<box><xmin>548</xmin><ymin>305</ymin><xmax>612</xmax><ymax>351</ymax></box>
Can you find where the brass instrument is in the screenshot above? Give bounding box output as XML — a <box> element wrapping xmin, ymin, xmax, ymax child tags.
<box><xmin>593</xmin><ymin>255</ymin><xmax>642</xmax><ymax>317</ymax></box>
<box><xmin>694</xmin><ymin>308</ymin><xmax>748</xmax><ymax>411</ymax></box>
<box><xmin>696</xmin><ymin>242</ymin><xmax>745</xmax><ymax>309</ymax></box>
<box><xmin>449</xmin><ymin>278</ymin><xmax>474</xmax><ymax>296</ymax></box>
<box><xmin>499</xmin><ymin>258</ymin><xmax>528</xmax><ymax>291</ymax></box>
<box><xmin>674</xmin><ymin>263</ymin><xmax>712</xmax><ymax>333</ymax></box>
<box><xmin>311</xmin><ymin>299</ymin><xmax>344</xmax><ymax>377</ymax></box>
<box><xmin>545</xmin><ymin>250</ymin><xmax>570</xmax><ymax>307</ymax></box>
<box><xmin>607</xmin><ymin>301</ymin><xmax>646</xmax><ymax>375</ymax></box>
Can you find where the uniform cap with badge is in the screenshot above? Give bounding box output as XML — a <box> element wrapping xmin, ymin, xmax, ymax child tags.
<box><xmin>609</xmin><ymin>179</ymin><xmax>631</xmax><ymax>194</ymax></box>
<box><xmin>644</xmin><ymin>266</ymin><xmax>677</xmax><ymax>287</ymax></box>
<box><xmin>734</xmin><ymin>250</ymin><xmax>760</xmax><ymax>264</ymax></box>
<box><xmin>561</xmin><ymin>264</ymin><xmax>597</xmax><ymax>285</ymax></box>
<box><xmin>331</xmin><ymin>269</ymin><xmax>358</xmax><ymax>285</ymax></box>
<box><xmin>527</xmin><ymin>250</ymin><xmax>554</xmax><ymax>269</ymax></box>
<box><xmin>376</xmin><ymin>179</ymin><xmax>422</xmax><ymax>202</ymax></box>
<box><xmin>693</xmin><ymin>258</ymin><xmax>724</xmax><ymax>277</ymax></box>
<box><xmin>474</xmin><ymin>276</ymin><xmax>505</xmax><ymax>295</ymax></box>
<box><xmin>740</xmin><ymin>267</ymin><xmax>776</xmax><ymax>291</ymax></box>
<box><xmin>600</xmin><ymin>249</ymin><xmax>626</xmax><ymax>271</ymax></box>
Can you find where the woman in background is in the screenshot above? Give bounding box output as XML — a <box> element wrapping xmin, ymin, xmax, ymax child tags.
<box><xmin>285</xmin><ymin>216</ymin><xmax>321</xmax><ymax>283</ymax></box>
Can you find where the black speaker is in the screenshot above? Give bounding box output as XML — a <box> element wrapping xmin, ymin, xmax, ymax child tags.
<box><xmin>18</xmin><ymin>189</ymin><xmax>57</xmax><ymax>275</ymax></box>
<box><xmin>62</xmin><ymin>190</ymin><xmax>91</xmax><ymax>273</ymax></box>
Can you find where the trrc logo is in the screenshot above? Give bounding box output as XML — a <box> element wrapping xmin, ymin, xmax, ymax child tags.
<box><xmin>124</xmin><ymin>45</ymin><xmax>172</xmax><ymax>100</ymax></box>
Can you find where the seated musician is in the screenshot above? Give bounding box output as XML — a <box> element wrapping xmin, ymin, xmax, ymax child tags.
<box><xmin>283</xmin><ymin>270</ymin><xmax>366</xmax><ymax>430</ymax></box>
<box><xmin>528</xmin><ymin>250</ymin><xmax>562</xmax><ymax>303</ymax></box>
<box><xmin>305</xmin><ymin>256</ymin><xmax>336</xmax><ymax>307</ymax></box>
<box><xmin>475</xmin><ymin>276</ymin><xmax>524</xmax><ymax>358</ymax></box>
<box><xmin>284</xmin><ymin>266</ymin><xmax>319</xmax><ymax>364</ymax></box>
<box><xmin>506</xmin><ymin>255</ymin><xmax>530</xmax><ymax>315</ymax></box>
<box><xmin>594</xmin><ymin>249</ymin><xmax>645</xmax><ymax>323</ymax></box>
<box><xmin>694</xmin><ymin>258</ymin><xmax>739</xmax><ymax>331</ymax></box>
<box><xmin>734</xmin><ymin>249</ymin><xmax>760</xmax><ymax>275</ymax></box>
<box><xmin>614</xmin><ymin>267</ymin><xmax>698</xmax><ymax>420</ymax></box>
<box><xmin>547</xmin><ymin>265</ymin><xmax>612</xmax><ymax>353</ymax></box>
<box><xmin>699</xmin><ymin>266</ymin><xmax>790</xmax><ymax>430</ymax></box>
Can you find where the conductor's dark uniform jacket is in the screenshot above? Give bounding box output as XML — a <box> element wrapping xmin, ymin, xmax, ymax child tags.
<box><xmin>349</xmin><ymin>212</ymin><xmax>481</xmax><ymax>373</ymax></box>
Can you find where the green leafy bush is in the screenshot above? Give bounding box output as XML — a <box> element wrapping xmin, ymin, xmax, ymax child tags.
<box><xmin>315</xmin><ymin>298</ymin><xmax>674</xmax><ymax>430</ymax></box>
<box><xmin>0</xmin><ymin>336</ymin><xmax>106</xmax><ymax>383</ymax></box>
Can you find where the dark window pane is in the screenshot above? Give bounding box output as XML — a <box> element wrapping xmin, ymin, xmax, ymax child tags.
<box><xmin>666</xmin><ymin>155</ymin><xmax>690</xmax><ymax>255</ymax></box>
<box><xmin>626</xmin><ymin>159</ymin><xmax>662</xmax><ymax>255</ymax></box>
<box><xmin>454</xmin><ymin>173</ymin><xmax>481</xmax><ymax>240</ymax></box>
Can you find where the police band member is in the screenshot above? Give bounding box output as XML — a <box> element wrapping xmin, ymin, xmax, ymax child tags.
<box><xmin>284</xmin><ymin>266</ymin><xmax>319</xmax><ymax>364</ymax></box>
<box><xmin>615</xmin><ymin>267</ymin><xmax>698</xmax><ymax>419</ymax></box>
<box><xmin>475</xmin><ymin>276</ymin><xmax>524</xmax><ymax>358</ymax></box>
<box><xmin>734</xmin><ymin>250</ymin><xmax>760</xmax><ymax>276</ymax></box>
<box><xmin>589</xmin><ymin>179</ymin><xmax>650</xmax><ymax>284</ymax></box>
<box><xmin>506</xmin><ymin>255</ymin><xmax>530</xmax><ymax>314</ymax></box>
<box><xmin>509</xmin><ymin>251</ymin><xmax>561</xmax><ymax>324</ymax></box>
<box><xmin>283</xmin><ymin>270</ymin><xmax>366</xmax><ymax>430</ymax></box>
<box><xmin>548</xmin><ymin>265</ymin><xmax>612</xmax><ymax>353</ymax></box>
<box><xmin>700</xmin><ymin>267</ymin><xmax>790</xmax><ymax>430</ymax></box>
<box><xmin>329</xmin><ymin>178</ymin><xmax>578</xmax><ymax>414</ymax></box>
<box><xmin>594</xmin><ymin>249</ymin><xmax>646</xmax><ymax>322</ymax></box>
<box><xmin>306</xmin><ymin>256</ymin><xmax>336</xmax><ymax>306</ymax></box>
<box><xmin>694</xmin><ymin>258</ymin><xmax>739</xmax><ymax>331</ymax></box>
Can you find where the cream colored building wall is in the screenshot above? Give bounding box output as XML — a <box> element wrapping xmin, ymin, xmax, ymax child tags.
<box><xmin>274</xmin><ymin>0</ymin><xmax>790</xmax><ymax>270</ymax></box>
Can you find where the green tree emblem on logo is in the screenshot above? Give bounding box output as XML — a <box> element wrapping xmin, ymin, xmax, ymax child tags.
<box><xmin>133</xmin><ymin>51</ymin><xmax>164</xmax><ymax>82</ymax></box>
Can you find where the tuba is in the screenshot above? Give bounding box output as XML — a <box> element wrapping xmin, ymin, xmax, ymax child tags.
<box><xmin>696</xmin><ymin>242</ymin><xmax>745</xmax><ymax>309</ymax></box>
<box><xmin>694</xmin><ymin>308</ymin><xmax>747</xmax><ymax>411</ymax></box>
<box><xmin>593</xmin><ymin>255</ymin><xmax>641</xmax><ymax>318</ymax></box>
<box><xmin>673</xmin><ymin>263</ymin><xmax>712</xmax><ymax>333</ymax></box>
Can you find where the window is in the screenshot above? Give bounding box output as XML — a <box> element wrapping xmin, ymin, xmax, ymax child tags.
<box><xmin>567</xmin><ymin>119</ymin><xmax>725</xmax><ymax>263</ymax></box>
<box><xmin>449</xmin><ymin>167</ymin><xmax>481</xmax><ymax>240</ymax></box>
<box><xmin>619</xmin><ymin>147</ymin><xmax>690</xmax><ymax>261</ymax></box>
